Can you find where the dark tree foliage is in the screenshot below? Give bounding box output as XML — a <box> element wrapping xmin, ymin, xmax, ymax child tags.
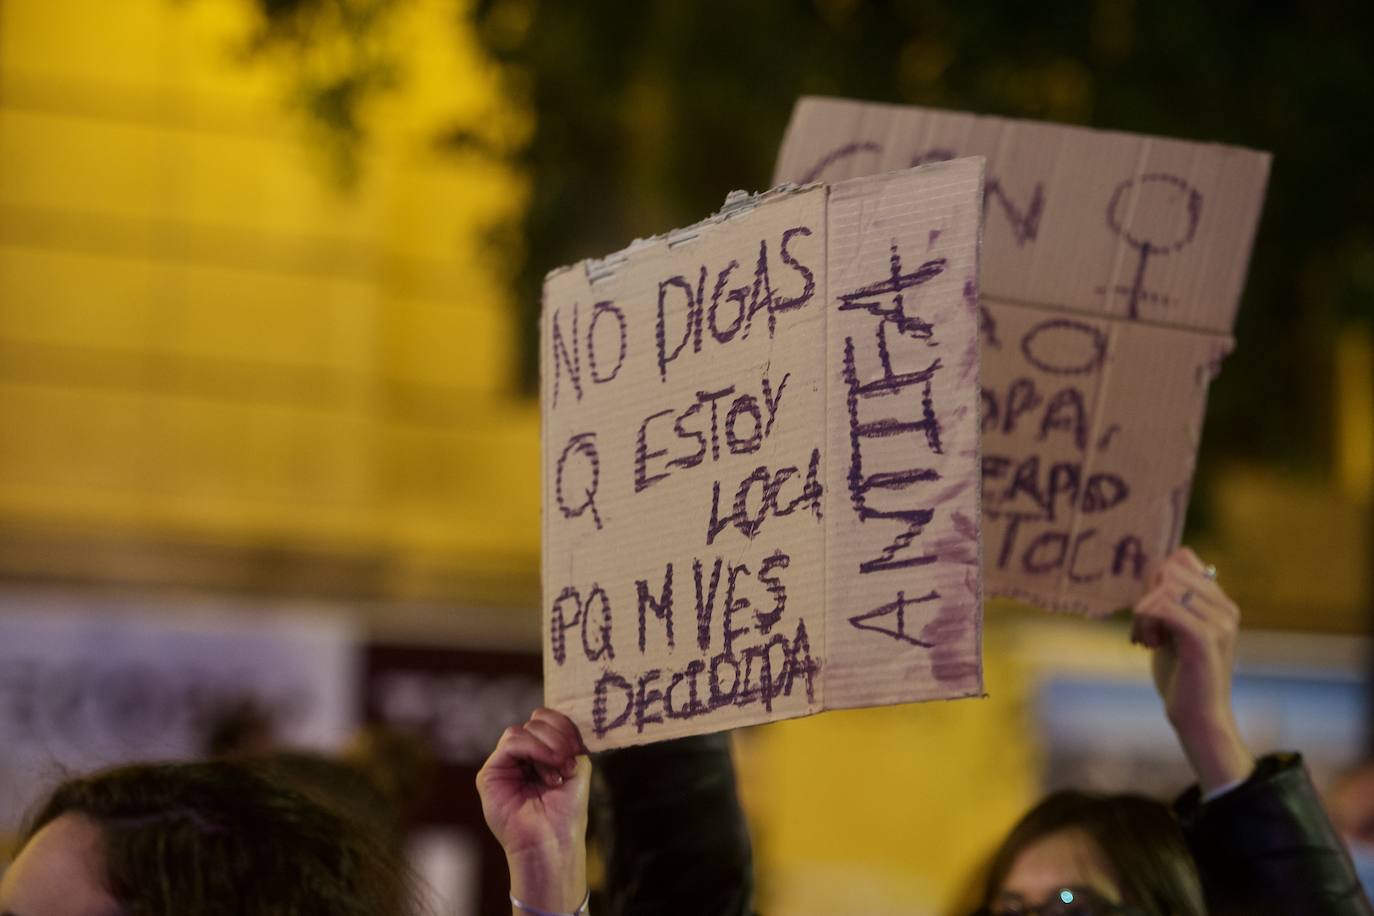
<box><xmin>235</xmin><ymin>0</ymin><xmax>403</xmax><ymax>184</ymax></box>
<box><xmin>242</xmin><ymin>0</ymin><xmax>1374</xmax><ymax>488</ymax></box>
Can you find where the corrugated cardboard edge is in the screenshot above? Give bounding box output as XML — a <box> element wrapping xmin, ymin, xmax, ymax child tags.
<box><xmin>971</xmin><ymin>157</ymin><xmax>988</xmax><ymax>698</ymax></box>
<box><xmin>819</xmin><ymin>179</ymin><xmax>831</xmax><ymax>717</ymax></box>
<box><xmin>540</xmin><ymin>183</ymin><xmax>824</xmax><ymax>299</ymax></box>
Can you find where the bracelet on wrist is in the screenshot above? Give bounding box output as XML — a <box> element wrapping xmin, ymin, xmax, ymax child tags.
<box><xmin>510</xmin><ymin>889</ymin><xmax>590</xmax><ymax>916</ymax></box>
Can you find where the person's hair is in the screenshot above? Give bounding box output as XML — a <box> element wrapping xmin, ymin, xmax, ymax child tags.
<box><xmin>981</xmin><ymin>789</ymin><xmax>1205</xmax><ymax>916</ymax></box>
<box><xmin>23</xmin><ymin>759</ymin><xmax>411</xmax><ymax>916</ymax></box>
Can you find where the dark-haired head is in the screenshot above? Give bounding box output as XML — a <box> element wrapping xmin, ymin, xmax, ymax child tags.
<box><xmin>1</xmin><ymin>759</ymin><xmax>410</xmax><ymax>916</ymax></box>
<box><xmin>978</xmin><ymin>789</ymin><xmax>1204</xmax><ymax>916</ymax></box>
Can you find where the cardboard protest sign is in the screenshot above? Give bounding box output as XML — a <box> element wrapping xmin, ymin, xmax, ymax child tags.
<box><xmin>542</xmin><ymin>159</ymin><xmax>985</xmax><ymax>749</ymax></box>
<box><xmin>775</xmin><ymin>98</ymin><xmax>1271</xmax><ymax>616</ymax></box>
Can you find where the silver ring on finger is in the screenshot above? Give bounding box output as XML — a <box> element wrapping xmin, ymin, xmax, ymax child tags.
<box><xmin>1203</xmin><ymin>563</ymin><xmax>1218</xmax><ymax>581</ymax></box>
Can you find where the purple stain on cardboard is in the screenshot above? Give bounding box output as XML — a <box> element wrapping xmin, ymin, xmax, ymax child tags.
<box><xmin>918</xmin><ymin>570</ymin><xmax>982</xmax><ymax>688</ymax></box>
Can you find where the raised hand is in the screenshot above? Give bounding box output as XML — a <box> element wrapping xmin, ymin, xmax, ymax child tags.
<box><xmin>477</xmin><ymin>707</ymin><xmax>590</xmax><ymax>914</ymax></box>
<box><xmin>1132</xmin><ymin>547</ymin><xmax>1255</xmax><ymax>794</ymax></box>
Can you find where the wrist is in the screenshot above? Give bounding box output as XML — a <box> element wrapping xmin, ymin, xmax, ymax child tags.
<box><xmin>511</xmin><ymin>889</ymin><xmax>589</xmax><ymax>916</ymax></box>
<box><xmin>1171</xmin><ymin>714</ymin><xmax>1255</xmax><ymax>794</ymax></box>
<box><xmin>506</xmin><ymin>843</ymin><xmax>587</xmax><ymax>914</ymax></box>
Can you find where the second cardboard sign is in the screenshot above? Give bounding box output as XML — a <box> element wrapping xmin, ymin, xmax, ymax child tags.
<box><xmin>776</xmin><ymin>97</ymin><xmax>1271</xmax><ymax>616</ymax></box>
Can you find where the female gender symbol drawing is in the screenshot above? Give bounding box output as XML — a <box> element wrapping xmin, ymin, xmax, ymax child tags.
<box><xmin>1100</xmin><ymin>173</ymin><xmax>1202</xmax><ymax>320</ymax></box>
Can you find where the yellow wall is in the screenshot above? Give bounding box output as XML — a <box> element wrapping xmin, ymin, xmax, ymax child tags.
<box><xmin>737</xmin><ymin>612</ymin><xmax>1043</xmax><ymax>915</ymax></box>
<box><xmin>0</xmin><ymin>0</ymin><xmax>540</xmax><ymax>603</ymax></box>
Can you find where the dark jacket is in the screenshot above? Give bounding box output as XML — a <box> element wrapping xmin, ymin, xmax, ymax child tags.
<box><xmin>1174</xmin><ymin>752</ymin><xmax>1373</xmax><ymax>916</ymax></box>
<box><xmin>590</xmin><ymin>733</ymin><xmax>754</xmax><ymax>916</ymax></box>
<box><xmin>591</xmin><ymin>740</ymin><xmax>1369</xmax><ymax>915</ymax></box>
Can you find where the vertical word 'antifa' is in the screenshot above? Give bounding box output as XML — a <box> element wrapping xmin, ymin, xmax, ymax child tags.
<box><xmin>656</xmin><ymin>226</ymin><xmax>816</xmax><ymax>381</ymax></box>
<box><xmin>839</xmin><ymin>242</ymin><xmax>947</xmax><ymax>574</ymax></box>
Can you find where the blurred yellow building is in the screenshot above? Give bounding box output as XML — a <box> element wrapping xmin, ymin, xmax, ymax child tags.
<box><xmin>0</xmin><ymin>0</ymin><xmax>540</xmax><ymax>607</ymax></box>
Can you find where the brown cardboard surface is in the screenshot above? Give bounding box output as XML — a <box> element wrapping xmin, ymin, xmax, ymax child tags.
<box><xmin>979</xmin><ymin>300</ymin><xmax>1232</xmax><ymax>614</ymax></box>
<box><xmin>775</xmin><ymin>98</ymin><xmax>1270</xmax><ymax>616</ymax></box>
<box><xmin>542</xmin><ymin>158</ymin><xmax>984</xmax><ymax>749</ymax></box>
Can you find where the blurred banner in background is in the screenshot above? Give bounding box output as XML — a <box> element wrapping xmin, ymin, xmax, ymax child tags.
<box><xmin>0</xmin><ymin>590</ymin><xmax>357</xmax><ymax>827</ymax></box>
<box><xmin>362</xmin><ymin>641</ymin><xmax>541</xmax><ymax>915</ymax></box>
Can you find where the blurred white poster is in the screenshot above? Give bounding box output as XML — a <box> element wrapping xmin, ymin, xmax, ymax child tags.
<box><xmin>1033</xmin><ymin>628</ymin><xmax>1370</xmax><ymax>797</ymax></box>
<box><xmin>408</xmin><ymin>828</ymin><xmax>481</xmax><ymax>916</ymax></box>
<box><xmin>0</xmin><ymin>588</ymin><xmax>358</xmax><ymax>829</ymax></box>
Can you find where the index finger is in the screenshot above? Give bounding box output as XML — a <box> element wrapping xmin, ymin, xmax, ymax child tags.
<box><xmin>529</xmin><ymin>707</ymin><xmax>588</xmax><ymax>754</ymax></box>
<box><xmin>488</xmin><ymin>724</ymin><xmax>568</xmax><ymax>773</ymax></box>
<box><xmin>1174</xmin><ymin>546</ymin><xmax>1209</xmax><ymax>577</ymax></box>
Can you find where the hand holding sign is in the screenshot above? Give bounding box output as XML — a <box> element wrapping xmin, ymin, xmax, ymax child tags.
<box><xmin>476</xmin><ymin>708</ymin><xmax>591</xmax><ymax>914</ymax></box>
<box><xmin>1132</xmin><ymin>548</ymin><xmax>1254</xmax><ymax>794</ymax></box>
